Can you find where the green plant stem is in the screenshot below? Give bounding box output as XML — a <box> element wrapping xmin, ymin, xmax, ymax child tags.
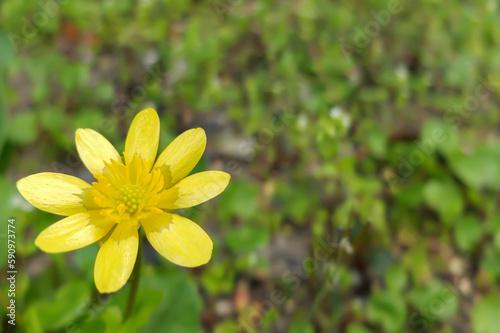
<box><xmin>123</xmin><ymin>235</ymin><xmax>142</xmax><ymax>323</ymax></box>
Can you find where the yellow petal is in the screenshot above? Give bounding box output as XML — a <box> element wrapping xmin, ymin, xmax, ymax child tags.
<box><xmin>158</xmin><ymin>171</ymin><xmax>230</xmax><ymax>209</ymax></box>
<box><xmin>154</xmin><ymin>128</ymin><xmax>206</xmax><ymax>188</ymax></box>
<box><xmin>17</xmin><ymin>173</ymin><xmax>92</xmax><ymax>216</ymax></box>
<box><xmin>35</xmin><ymin>211</ymin><xmax>115</xmax><ymax>253</ymax></box>
<box><xmin>124</xmin><ymin>108</ymin><xmax>160</xmax><ymax>164</ymax></box>
<box><xmin>94</xmin><ymin>221</ymin><xmax>139</xmax><ymax>293</ymax></box>
<box><xmin>142</xmin><ymin>212</ymin><xmax>212</xmax><ymax>267</ymax></box>
<box><xmin>75</xmin><ymin>128</ymin><xmax>122</xmax><ymax>175</ymax></box>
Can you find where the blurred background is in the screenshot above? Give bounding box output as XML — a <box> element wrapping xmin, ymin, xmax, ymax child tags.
<box><xmin>1</xmin><ymin>0</ymin><xmax>500</xmax><ymax>332</ymax></box>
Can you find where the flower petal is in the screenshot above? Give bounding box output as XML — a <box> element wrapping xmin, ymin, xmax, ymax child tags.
<box><xmin>142</xmin><ymin>212</ymin><xmax>212</xmax><ymax>267</ymax></box>
<box><xmin>94</xmin><ymin>221</ymin><xmax>139</xmax><ymax>293</ymax></box>
<box><xmin>154</xmin><ymin>128</ymin><xmax>206</xmax><ymax>188</ymax></box>
<box><xmin>124</xmin><ymin>108</ymin><xmax>160</xmax><ymax>164</ymax></box>
<box><xmin>76</xmin><ymin>128</ymin><xmax>122</xmax><ymax>175</ymax></box>
<box><xmin>158</xmin><ymin>171</ymin><xmax>230</xmax><ymax>209</ymax></box>
<box><xmin>35</xmin><ymin>211</ymin><xmax>115</xmax><ymax>253</ymax></box>
<box><xmin>17</xmin><ymin>173</ymin><xmax>92</xmax><ymax>216</ymax></box>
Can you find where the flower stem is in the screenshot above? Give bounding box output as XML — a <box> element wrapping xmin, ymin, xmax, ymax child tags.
<box><xmin>123</xmin><ymin>235</ymin><xmax>142</xmax><ymax>323</ymax></box>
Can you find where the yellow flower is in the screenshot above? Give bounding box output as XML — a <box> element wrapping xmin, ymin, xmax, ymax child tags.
<box><xmin>17</xmin><ymin>108</ymin><xmax>230</xmax><ymax>293</ymax></box>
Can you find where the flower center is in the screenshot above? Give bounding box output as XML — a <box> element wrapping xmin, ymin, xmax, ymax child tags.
<box><xmin>118</xmin><ymin>184</ymin><xmax>145</xmax><ymax>213</ymax></box>
<box><xmin>90</xmin><ymin>154</ymin><xmax>165</xmax><ymax>223</ymax></box>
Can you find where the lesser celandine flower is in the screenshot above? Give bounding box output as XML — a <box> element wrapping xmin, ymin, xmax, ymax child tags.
<box><xmin>17</xmin><ymin>108</ymin><xmax>230</xmax><ymax>293</ymax></box>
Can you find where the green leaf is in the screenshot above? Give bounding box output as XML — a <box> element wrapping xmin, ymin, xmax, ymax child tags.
<box><xmin>138</xmin><ymin>269</ymin><xmax>202</xmax><ymax>333</ymax></box>
<box><xmin>395</xmin><ymin>182</ymin><xmax>424</xmax><ymax>208</ymax></box>
<box><xmin>0</xmin><ymin>28</ymin><xmax>15</xmax><ymax>73</ymax></box>
<box><xmin>472</xmin><ymin>294</ymin><xmax>500</xmax><ymax>333</ymax></box>
<box><xmin>29</xmin><ymin>280</ymin><xmax>91</xmax><ymax>331</ymax></box>
<box><xmin>289</xmin><ymin>312</ymin><xmax>314</xmax><ymax>333</ymax></box>
<box><xmin>481</xmin><ymin>245</ymin><xmax>500</xmax><ymax>278</ymax></box>
<box><xmin>346</xmin><ymin>323</ymin><xmax>375</xmax><ymax>333</ymax></box>
<box><xmin>76</xmin><ymin>313</ymin><xmax>107</xmax><ymax>333</ymax></box>
<box><xmin>367</xmin><ymin>290</ymin><xmax>406</xmax><ymax>332</ymax></box>
<box><xmin>8</xmin><ymin>111</ymin><xmax>39</xmax><ymax>145</ymax></box>
<box><xmin>385</xmin><ymin>265</ymin><xmax>407</xmax><ymax>293</ymax></box>
<box><xmin>420</xmin><ymin>119</ymin><xmax>459</xmax><ymax>156</ymax></box>
<box><xmin>454</xmin><ymin>215</ymin><xmax>482</xmax><ymax>253</ymax></box>
<box><xmin>40</xmin><ymin>107</ymin><xmax>64</xmax><ymax>134</ymax></box>
<box><xmin>24</xmin><ymin>307</ymin><xmax>43</xmax><ymax>333</ymax></box>
<box><xmin>72</xmin><ymin>108</ymin><xmax>105</xmax><ymax>130</ymax></box>
<box><xmin>407</xmin><ymin>280</ymin><xmax>459</xmax><ymax>322</ymax></box>
<box><xmin>0</xmin><ymin>88</ymin><xmax>5</xmax><ymax>158</ymax></box>
<box><xmin>102</xmin><ymin>306</ymin><xmax>123</xmax><ymax>333</ymax></box>
<box><xmin>201</xmin><ymin>260</ymin><xmax>235</xmax><ymax>294</ymax></box>
<box><xmin>0</xmin><ymin>40</ymin><xmax>7</xmax><ymax>155</ymax></box>
<box><xmin>334</xmin><ymin>197</ymin><xmax>353</xmax><ymax>228</ymax></box>
<box><xmin>366</xmin><ymin>127</ymin><xmax>387</xmax><ymax>159</ymax></box>
<box><xmin>448</xmin><ymin>145</ymin><xmax>500</xmax><ymax>190</ymax></box>
<box><xmin>225</xmin><ymin>225</ymin><xmax>270</xmax><ymax>252</ymax></box>
<box><xmin>0</xmin><ymin>176</ymin><xmax>17</xmax><ymax>222</ymax></box>
<box><xmin>120</xmin><ymin>289</ymin><xmax>163</xmax><ymax>333</ymax></box>
<box><xmin>73</xmin><ymin>243</ymin><xmax>100</xmax><ymax>282</ymax></box>
<box><xmin>218</xmin><ymin>178</ymin><xmax>259</xmax><ymax>220</ymax></box>
<box><xmin>423</xmin><ymin>179</ymin><xmax>464</xmax><ymax>225</ymax></box>
<box><xmin>214</xmin><ymin>320</ymin><xmax>240</xmax><ymax>333</ymax></box>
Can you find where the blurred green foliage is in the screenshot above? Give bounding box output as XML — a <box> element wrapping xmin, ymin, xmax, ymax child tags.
<box><xmin>1</xmin><ymin>0</ymin><xmax>500</xmax><ymax>332</ymax></box>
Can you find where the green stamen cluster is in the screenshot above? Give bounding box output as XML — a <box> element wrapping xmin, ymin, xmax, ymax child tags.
<box><xmin>118</xmin><ymin>184</ymin><xmax>145</xmax><ymax>213</ymax></box>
